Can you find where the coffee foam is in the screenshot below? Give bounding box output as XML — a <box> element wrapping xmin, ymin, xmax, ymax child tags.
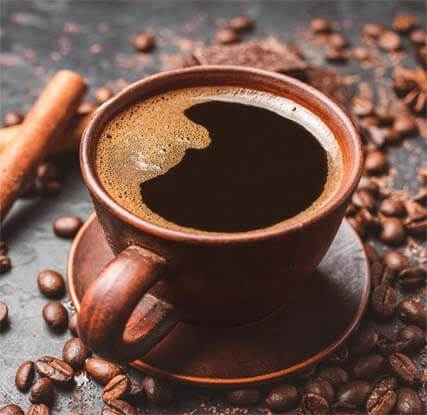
<box><xmin>95</xmin><ymin>86</ymin><xmax>343</xmax><ymax>233</ymax></box>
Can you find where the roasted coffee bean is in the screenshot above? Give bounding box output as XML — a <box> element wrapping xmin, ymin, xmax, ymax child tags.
<box><xmin>398</xmin><ymin>267</ymin><xmax>426</xmax><ymax>289</ymax></box>
<box><xmin>35</xmin><ymin>356</ymin><xmax>74</xmax><ymax>385</ymax></box>
<box><xmin>68</xmin><ymin>313</ymin><xmax>78</xmax><ymax>336</ymax></box>
<box><xmin>310</xmin><ymin>18</ymin><xmax>333</xmax><ymax>34</ymax></box>
<box><xmin>304</xmin><ymin>378</ymin><xmax>334</xmax><ymax>403</ymax></box>
<box><xmin>302</xmin><ymin>393</ymin><xmax>330</xmax><ymax>414</ymax></box>
<box><xmin>102</xmin><ymin>400</ymin><xmax>136</xmax><ymax>415</ymax></box>
<box><xmin>0</xmin><ymin>255</ymin><xmax>12</xmax><ymax>273</ymax></box>
<box><xmin>127</xmin><ymin>377</ymin><xmax>145</xmax><ymax>399</ymax></box>
<box><xmin>365</xmin><ymin>243</ymin><xmax>381</xmax><ymax>264</ymax></box>
<box><xmin>228</xmin><ymin>16</ymin><xmax>254</xmax><ymax>32</ymax></box>
<box><xmin>0</xmin><ymin>301</ymin><xmax>8</xmax><ymax>329</ymax></box>
<box><xmin>380</xmin><ymin>218</ymin><xmax>406</xmax><ymax>245</ymax></box>
<box><xmin>375</xmin><ymin>107</ymin><xmax>394</xmax><ymax>126</ymax></box>
<box><xmin>325</xmin><ymin>47</ymin><xmax>348</xmax><ymax>63</ymax></box>
<box><xmin>36</xmin><ymin>162</ymin><xmax>57</xmax><ymax>182</ymax></box>
<box><xmin>52</xmin><ymin>216</ymin><xmax>83</xmax><ymax>239</ymax></box>
<box><xmin>360</xmin><ymin>208</ymin><xmax>381</xmax><ymax>232</ymax></box>
<box><xmin>103</xmin><ymin>375</ymin><xmax>130</xmax><ymax>401</ymax></box>
<box><xmin>388</xmin><ymin>353</ymin><xmax>420</xmax><ymax>385</ymax></box>
<box><xmin>42</xmin><ymin>302</ymin><xmax>68</xmax><ymax>331</ymax></box>
<box><xmin>15</xmin><ymin>361</ymin><xmax>35</xmax><ymax>392</ymax></box>
<box><xmin>0</xmin><ymin>404</ymin><xmax>24</xmax><ymax>415</ymax></box>
<box><xmin>349</xmin><ymin>327</ymin><xmax>379</xmax><ymax>355</ymax></box>
<box><xmin>77</xmin><ymin>100</ymin><xmax>97</xmax><ymax>115</ymax></box>
<box><xmin>62</xmin><ymin>337</ymin><xmax>91</xmax><ymax>370</ymax></box>
<box><xmin>378</xmin><ymin>31</ymin><xmax>401</xmax><ymax>51</ymax></box>
<box><xmin>363</xmin><ymin>23</ymin><xmax>384</xmax><ymax>38</ymax></box>
<box><xmin>353</xmin><ymin>46</ymin><xmax>370</xmax><ymax>61</ymax></box>
<box><xmin>3</xmin><ymin>111</ymin><xmax>24</xmax><ymax>127</ymax></box>
<box><xmin>365</xmin><ymin>151</ymin><xmax>387</xmax><ymax>175</ymax></box>
<box><xmin>357</xmin><ymin>177</ymin><xmax>379</xmax><ymax>196</ymax></box>
<box><xmin>383</xmin><ymin>251</ymin><xmax>409</xmax><ymax>272</ymax></box>
<box><xmin>213</xmin><ymin>29</ymin><xmax>240</xmax><ymax>45</ymax></box>
<box><xmin>375</xmin><ymin>266</ymin><xmax>397</xmax><ymax>287</ymax></box>
<box><xmin>85</xmin><ymin>358</ymin><xmax>121</xmax><ymax>385</ymax></box>
<box><xmin>398</xmin><ymin>298</ymin><xmax>427</xmax><ymax>327</ymax></box>
<box><xmin>406</xmin><ymin>219</ymin><xmax>427</xmax><ymax>236</ymax></box>
<box><xmin>295</xmin><ymin>365</ymin><xmax>317</xmax><ymax>381</ymax></box>
<box><xmin>131</xmin><ymin>32</ymin><xmax>155</xmax><ymax>52</ymax></box>
<box><xmin>348</xmin><ymin>216</ymin><xmax>367</xmax><ymax>239</ymax></box>
<box><xmin>95</xmin><ymin>86</ymin><xmax>114</xmax><ymax>104</ymax></box>
<box><xmin>328</xmin><ymin>344</ymin><xmax>349</xmax><ymax>364</ymax></box>
<box><xmin>394</xmin><ymin>115</ymin><xmax>417</xmax><ymax>136</ymax></box>
<box><xmin>396</xmin><ymin>325</ymin><xmax>425</xmax><ymax>351</ymax></box>
<box><xmin>352</xmin><ymin>191</ymin><xmax>376</xmax><ymax>212</ymax></box>
<box><xmin>29</xmin><ymin>378</ymin><xmax>54</xmax><ymax>404</ymax></box>
<box><xmin>379</xmin><ymin>199</ymin><xmax>406</xmax><ymax>217</ymax></box>
<box><xmin>376</xmin><ymin>334</ymin><xmax>406</xmax><ymax>355</ymax></box>
<box><xmin>396</xmin><ymin>388</ymin><xmax>424</xmax><ymax>415</ymax></box>
<box><xmin>35</xmin><ymin>179</ymin><xmax>62</xmax><ymax>197</ymax></box>
<box><xmin>226</xmin><ymin>388</ymin><xmax>260</xmax><ymax>406</ymax></box>
<box><xmin>26</xmin><ymin>404</ymin><xmax>50</xmax><ymax>415</ymax></box>
<box><xmin>329</xmin><ymin>33</ymin><xmax>349</xmax><ymax>50</ymax></box>
<box><xmin>265</xmin><ymin>383</ymin><xmax>299</xmax><ymax>411</ymax></box>
<box><xmin>351</xmin><ymin>354</ymin><xmax>384</xmax><ymax>380</ymax></box>
<box><xmin>337</xmin><ymin>381</ymin><xmax>371</xmax><ymax>408</ymax></box>
<box><xmin>367</xmin><ymin>126</ymin><xmax>386</xmax><ymax>148</ymax></box>
<box><xmin>393</xmin><ymin>15</ymin><xmax>417</xmax><ymax>33</ymax></box>
<box><xmin>366</xmin><ymin>376</ymin><xmax>397</xmax><ymax>414</ymax></box>
<box><xmin>371</xmin><ymin>262</ymin><xmax>386</xmax><ymax>288</ymax></box>
<box><xmin>331</xmin><ymin>401</ymin><xmax>359</xmax><ymax>415</ymax></box>
<box><xmin>371</xmin><ymin>284</ymin><xmax>397</xmax><ymax>318</ymax></box>
<box><xmin>353</xmin><ymin>96</ymin><xmax>374</xmax><ymax>117</ymax></box>
<box><xmin>404</xmin><ymin>199</ymin><xmax>427</xmax><ymax>222</ymax></box>
<box><xmin>37</xmin><ymin>270</ymin><xmax>65</xmax><ymax>298</ymax></box>
<box><xmin>318</xmin><ymin>366</ymin><xmax>349</xmax><ymax>388</ymax></box>
<box><xmin>410</xmin><ymin>29</ymin><xmax>426</xmax><ymax>46</ymax></box>
<box><xmin>382</xmin><ymin>127</ymin><xmax>400</xmax><ymax>145</ymax></box>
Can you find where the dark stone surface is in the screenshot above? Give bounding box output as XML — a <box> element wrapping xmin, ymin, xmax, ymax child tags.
<box><xmin>0</xmin><ymin>1</ymin><xmax>425</xmax><ymax>413</ymax></box>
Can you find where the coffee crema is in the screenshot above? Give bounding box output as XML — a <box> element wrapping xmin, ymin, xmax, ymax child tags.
<box><xmin>95</xmin><ymin>86</ymin><xmax>343</xmax><ymax>233</ymax></box>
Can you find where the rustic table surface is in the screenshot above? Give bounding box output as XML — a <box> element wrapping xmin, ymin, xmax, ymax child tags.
<box><xmin>1</xmin><ymin>1</ymin><xmax>425</xmax><ymax>414</ymax></box>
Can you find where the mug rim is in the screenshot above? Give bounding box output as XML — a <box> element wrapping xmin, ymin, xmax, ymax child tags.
<box><xmin>81</xmin><ymin>65</ymin><xmax>363</xmax><ymax>245</ymax></box>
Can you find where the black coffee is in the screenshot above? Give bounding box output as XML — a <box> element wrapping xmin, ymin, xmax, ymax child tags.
<box><xmin>96</xmin><ymin>86</ymin><xmax>343</xmax><ymax>233</ymax></box>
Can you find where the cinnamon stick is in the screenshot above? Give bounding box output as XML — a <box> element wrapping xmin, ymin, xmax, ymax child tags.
<box><xmin>0</xmin><ymin>70</ymin><xmax>87</xmax><ymax>221</ymax></box>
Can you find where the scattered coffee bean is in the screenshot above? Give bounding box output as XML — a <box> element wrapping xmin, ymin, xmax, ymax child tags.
<box><xmin>265</xmin><ymin>383</ymin><xmax>299</xmax><ymax>412</ymax></box>
<box><xmin>15</xmin><ymin>361</ymin><xmax>35</xmax><ymax>392</ymax></box>
<box><xmin>62</xmin><ymin>337</ymin><xmax>91</xmax><ymax>370</ymax></box>
<box><xmin>398</xmin><ymin>267</ymin><xmax>426</xmax><ymax>289</ymax></box>
<box><xmin>375</xmin><ymin>107</ymin><xmax>394</xmax><ymax>126</ymax></box>
<box><xmin>85</xmin><ymin>357</ymin><xmax>122</xmax><ymax>385</ymax></box>
<box><xmin>363</xmin><ymin>23</ymin><xmax>384</xmax><ymax>38</ymax></box>
<box><xmin>352</xmin><ymin>96</ymin><xmax>374</xmax><ymax>117</ymax></box>
<box><xmin>102</xmin><ymin>400</ymin><xmax>136</xmax><ymax>415</ymax></box>
<box><xmin>378</xmin><ymin>31</ymin><xmax>401</xmax><ymax>51</ymax></box>
<box><xmin>380</xmin><ymin>199</ymin><xmax>406</xmax><ymax>217</ymax></box>
<box><xmin>406</xmin><ymin>219</ymin><xmax>427</xmax><ymax>237</ymax></box>
<box><xmin>388</xmin><ymin>353</ymin><xmax>419</xmax><ymax>385</ymax></box>
<box><xmin>349</xmin><ymin>327</ymin><xmax>379</xmax><ymax>356</ymax></box>
<box><xmin>351</xmin><ymin>354</ymin><xmax>384</xmax><ymax>380</ymax></box>
<box><xmin>348</xmin><ymin>216</ymin><xmax>367</xmax><ymax>239</ymax></box>
<box><xmin>331</xmin><ymin>401</ymin><xmax>358</xmax><ymax>415</ymax></box>
<box><xmin>127</xmin><ymin>377</ymin><xmax>145</xmax><ymax>399</ymax></box>
<box><xmin>77</xmin><ymin>100</ymin><xmax>97</xmax><ymax>115</ymax></box>
<box><xmin>42</xmin><ymin>302</ymin><xmax>68</xmax><ymax>331</ymax></box>
<box><xmin>36</xmin><ymin>162</ymin><xmax>57</xmax><ymax>182</ymax></box>
<box><xmin>394</xmin><ymin>115</ymin><xmax>417</xmax><ymax>136</ymax></box>
<box><xmin>336</xmin><ymin>381</ymin><xmax>371</xmax><ymax>408</ymax></box>
<box><xmin>352</xmin><ymin>190</ymin><xmax>376</xmax><ymax>211</ymax></box>
<box><xmin>0</xmin><ymin>404</ymin><xmax>24</xmax><ymax>415</ymax></box>
<box><xmin>371</xmin><ymin>262</ymin><xmax>388</xmax><ymax>288</ymax></box>
<box><xmin>328</xmin><ymin>344</ymin><xmax>349</xmax><ymax>364</ymax></box>
<box><xmin>26</xmin><ymin>404</ymin><xmax>50</xmax><ymax>415</ymax></box>
<box><xmin>37</xmin><ymin>270</ymin><xmax>65</xmax><ymax>298</ymax></box>
<box><xmin>318</xmin><ymin>366</ymin><xmax>349</xmax><ymax>388</ymax></box>
<box><xmin>213</xmin><ymin>29</ymin><xmax>240</xmax><ymax>45</ymax></box>
<box><xmin>371</xmin><ymin>283</ymin><xmax>397</xmax><ymax>318</ymax></box>
<box><xmin>366</xmin><ymin>376</ymin><xmax>397</xmax><ymax>415</ymax></box>
<box><xmin>0</xmin><ymin>301</ymin><xmax>8</xmax><ymax>329</ymax></box>
<box><xmin>142</xmin><ymin>375</ymin><xmax>174</xmax><ymax>405</ymax></box>
<box><xmin>393</xmin><ymin>15</ymin><xmax>417</xmax><ymax>34</ymax></box>
<box><xmin>3</xmin><ymin>111</ymin><xmax>24</xmax><ymax>127</ymax></box>
<box><xmin>310</xmin><ymin>18</ymin><xmax>333</xmax><ymax>34</ymax></box>
<box><xmin>380</xmin><ymin>218</ymin><xmax>406</xmax><ymax>245</ymax></box>
<box><xmin>365</xmin><ymin>243</ymin><xmax>381</xmax><ymax>264</ymax></box>
<box><xmin>377</xmin><ymin>334</ymin><xmax>406</xmax><ymax>355</ymax></box>
<box><xmin>398</xmin><ymin>298</ymin><xmax>427</xmax><ymax>327</ymax></box>
<box><xmin>396</xmin><ymin>325</ymin><xmax>425</xmax><ymax>351</ymax></box>
<box><xmin>353</xmin><ymin>46</ymin><xmax>370</xmax><ymax>61</ymax></box>
<box><xmin>396</xmin><ymin>388</ymin><xmax>424</xmax><ymax>415</ymax></box>
<box><xmin>383</xmin><ymin>251</ymin><xmax>409</xmax><ymax>272</ymax></box>
<box><xmin>295</xmin><ymin>365</ymin><xmax>317</xmax><ymax>381</ymax></box>
<box><xmin>226</xmin><ymin>388</ymin><xmax>260</xmax><ymax>406</ymax></box>
<box><xmin>302</xmin><ymin>393</ymin><xmax>330</xmax><ymax>414</ymax></box>
<box><xmin>95</xmin><ymin>86</ymin><xmax>114</xmax><ymax>104</ymax></box>
<box><xmin>304</xmin><ymin>378</ymin><xmax>334</xmax><ymax>403</ymax></box>
<box><xmin>0</xmin><ymin>255</ymin><xmax>12</xmax><ymax>273</ymax></box>
<box><xmin>329</xmin><ymin>33</ymin><xmax>349</xmax><ymax>49</ymax></box>
<box><xmin>68</xmin><ymin>313</ymin><xmax>78</xmax><ymax>336</ymax></box>
<box><xmin>35</xmin><ymin>179</ymin><xmax>62</xmax><ymax>197</ymax></box>
<box><xmin>52</xmin><ymin>216</ymin><xmax>83</xmax><ymax>239</ymax></box>
<box><xmin>365</xmin><ymin>151</ymin><xmax>387</xmax><ymax>175</ymax></box>
<box><xmin>325</xmin><ymin>47</ymin><xmax>348</xmax><ymax>63</ymax></box>
<box><xmin>357</xmin><ymin>177</ymin><xmax>379</xmax><ymax>195</ymax></box>
<box><xmin>103</xmin><ymin>374</ymin><xmax>131</xmax><ymax>402</ymax></box>
<box><xmin>29</xmin><ymin>378</ymin><xmax>54</xmax><ymax>404</ymax></box>
<box><xmin>228</xmin><ymin>16</ymin><xmax>254</xmax><ymax>32</ymax></box>
<box><xmin>35</xmin><ymin>356</ymin><xmax>74</xmax><ymax>385</ymax></box>
<box><xmin>410</xmin><ymin>29</ymin><xmax>426</xmax><ymax>46</ymax></box>
<box><xmin>131</xmin><ymin>32</ymin><xmax>155</xmax><ymax>52</ymax></box>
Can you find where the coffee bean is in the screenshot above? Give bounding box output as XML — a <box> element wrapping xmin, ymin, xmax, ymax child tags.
<box><xmin>365</xmin><ymin>151</ymin><xmax>387</xmax><ymax>175</ymax></box>
<box><xmin>103</xmin><ymin>375</ymin><xmax>131</xmax><ymax>402</ymax></box>
<box><xmin>348</xmin><ymin>216</ymin><xmax>367</xmax><ymax>239</ymax></box>
<box><xmin>371</xmin><ymin>262</ymin><xmax>387</xmax><ymax>288</ymax></box>
<box><xmin>0</xmin><ymin>255</ymin><xmax>12</xmax><ymax>273</ymax></box>
<box><xmin>131</xmin><ymin>32</ymin><xmax>155</xmax><ymax>52</ymax></box>
<box><xmin>380</xmin><ymin>218</ymin><xmax>406</xmax><ymax>245</ymax></box>
<box><xmin>85</xmin><ymin>357</ymin><xmax>122</xmax><ymax>385</ymax></box>
<box><xmin>349</xmin><ymin>327</ymin><xmax>379</xmax><ymax>356</ymax></box>
<box><xmin>365</xmin><ymin>243</ymin><xmax>381</xmax><ymax>263</ymax></box>
<box><xmin>228</xmin><ymin>16</ymin><xmax>254</xmax><ymax>32</ymax></box>
<box><xmin>0</xmin><ymin>301</ymin><xmax>8</xmax><ymax>329</ymax></box>
<box><xmin>226</xmin><ymin>388</ymin><xmax>260</xmax><ymax>406</ymax></box>
<box><xmin>376</xmin><ymin>334</ymin><xmax>407</xmax><ymax>355</ymax></box>
<box><xmin>328</xmin><ymin>344</ymin><xmax>349</xmax><ymax>364</ymax></box>
<box><xmin>379</xmin><ymin>199</ymin><xmax>406</xmax><ymax>217</ymax></box>
<box><xmin>37</xmin><ymin>270</ymin><xmax>65</xmax><ymax>298</ymax></box>
<box><xmin>396</xmin><ymin>325</ymin><xmax>425</xmax><ymax>351</ymax></box>
<box><xmin>213</xmin><ymin>29</ymin><xmax>240</xmax><ymax>45</ymax></box>
<box><xmin>353</xmin><ymin>46</ymin><xmax>370</xmax><ymax>61</ymax></box>
<box><xmin>29</xmin><ymin>378</ymin><xmax>54</xmax><ymax>404</ymax></box>
<box><xmin>127</xmin><ymin>377</ymin><xmax>145</xmax><ymax>399</ymax></box>
<box><xmin>304</xmin><ymin>378</ymin><xmax>334</xmax><ymax>403</ymax></box>
<box><xmin>295</xmin><ymin>365</ymin><xmax>317</xmax><ymax>381</ymax></box>
<box><xmin>265</xmin><ymin>383</ymin><xmax>299</xmax><ymax>411</ymax></box>
<box><xmin>318</xmin><ymin>366</ymin><xmax>349</xmax><ymax>388</ymax></box>
<box><xmin>406</xmin><ymin>219</ymin><xmax>427</xmax><ymax>237</ymax></box>
<box><xmin>357</xmin><ymin>177</ymin><xmax>379</xmax><ymax>196</ymax></box>
<box><xmin>102</xmin><ymin>400</ymin><xmax>136</xmax><ymax>415</ymax></box>
<box><xmin>42</xmin><ymin>302</ymin><xmax>68</xmax><ymax>331</ymax></box>
<box><xmin>375</xmin><ymin>107</ymin><xmax>395</xmax><ymax>127</ymax></box>
<box><xmin>378</xmin><ymin>31</ymin><xmax>401</xmax><ymax>51</ymax></box>
<box><xmin>388</xmin><ymin>353</ymin><xmax>420</xmax><ymax>385</ymax></box>
<box><xmin>0</xmin><ymin>404</ymin><xmax>24</xmax><ymax>415</ymax></box>
<box><xmin>95</xmin><ymin>86</ymin><xmax>114</xmax><ymax>104</ymax></box>
<box><xmin>351</xmin><ymin>354</ymin><xmax>384</xmax><ymax>380</ymax></box>
<box><xmin>396</xmin><ymin>388</ymin><xmax>424</xmax><ymax>415</ymax></box>
<box><xmin>26</xmin><ymin>404</ymin><xmax>50</xmax><ymax>415</ymax></box>
<box><xmin>77</xmin><ymin>100</ymin><xmax>97</xmax><ymax>115</ymax></box>
<box><xmin>352</xmin><ymin>96</ymin><xmax>374</xmax><ymax>117</ymax></box>
<box><xmin>3</xmin><ymin>111</ymin><xmax>24</xmax><ymax>127</ymax></box>
<box><xmin>36</xmin><ymin>162</ymin><xmax>57</xmax><ymax>182</ymax></box>
<box><xmin>325</xmin><ymin>47</ymin><xmax>348</xmax><ymax>63</ymax></box>
<box><xmin>302</xmin><ymin>393</ymin><xmax>330</xmax><ymax>414</ymax></box>
<box><xmin>52</xmin><ymin>216</ymin><xmax>82</xmax><ymax>239</ymax></box>
<box><xmin>366</xmin><ymin>376</ymin><xmax>398</xmax><ymax>415</ymax></box>
<box><xmin>68</xmin><ymin>313</ymin><xmax>78</xmax><ymax>336</ymax></box>
<box><xmin>371</xmin><ymin>284</ymin><xmax>397</xmax><ymax>318</ymax></box>
<box><xmin>35</xmin><ymin>356</ymin><xmax>74</xmax><ymax>385</ymax></box>
<box><xmin>363</xmin><ymin>23</ymin><xmax>384</xmax><ymax>38</ymax></box>
<box><xmin>62</xmin><ymin>338</ymin><xmax>91</xmax><ymax>370</ymax></box>
<box><xmin>336</xmin><ymin>381</ymin><xmax>371</xmax><ymax>408</ymax></box>
<box><xmin>310</xmin><ymin>18</ymin><xmax>333</xmax><ymax>34</ymax></box>
<box><xmin>331</xmin><ymin>401</ymin><xmax>358</xmax><ymax>415</ymax></box>
<box><xmin>398</xmin><ymin>298</ymin><xmax>427</xmax><ymax>327</ymax></box>
<box><xmin>383</xmin><ymin>251</ymin><xmax>409</xmax><ymax>272</ymax></box>
<box><xmin>329</xmin><ymin>33</ymin><xmax>349</xmax><ymax>50</ymax></box>
<box><xmin>367</xmin><ymin>126</ymin><xmax>386</xmax><ymax>148</ymax></box>
<box><xmin>352</xmin><ymin>191</ymin><xmax>376</xmax><ymax>212</ymax></box>
<box><xmin>410</xmin><ymin>29</ymin><xmax>426</xmax><ymax>46</ymax></box>
<box><xmin>394</xmin><ymin>115</ymin><xmax>417</xmax><ymax>136</ymax></box>
<box><xmin>15</xmin><ymin>361</ymin><xmax>35</xmax><ymax>392</ymax></box>
<box><xmin>398</xmin><ymin>267</ymin><xmax>426</xmax><ymax>289</ymax></box>
<box><xmin>393</xmin><ymin>15</ymin><xmax>417</xmax><ymax>34</ymax></box>
<box><xmin>35</xmin><ymin>179</ymin><xmax>62</xmax><ymax>197</ymax></box>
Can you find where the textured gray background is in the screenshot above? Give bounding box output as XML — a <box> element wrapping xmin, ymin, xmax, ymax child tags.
<box><xmin>1</xmin><ymin>1</ymin><xmax>426</xmax><ymax>414</ymax></box>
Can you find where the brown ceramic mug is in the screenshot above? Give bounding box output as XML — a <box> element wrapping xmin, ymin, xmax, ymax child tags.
<box><xmin>78</xmin><ymin>66</ymin><xmax>363</xmax><ymax>362</ymax></box>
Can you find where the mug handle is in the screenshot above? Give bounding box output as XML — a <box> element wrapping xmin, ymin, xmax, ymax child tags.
<box><xmin>77</xmin><ymin>245</ymin><xmax>181</xmax><ymax>362</ymax></box>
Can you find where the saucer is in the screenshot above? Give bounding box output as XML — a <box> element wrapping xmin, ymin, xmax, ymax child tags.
<box><xmin>68</xmin><ymin>213</ymin><xmax>370</xmax><ymax>387</ymax></box>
